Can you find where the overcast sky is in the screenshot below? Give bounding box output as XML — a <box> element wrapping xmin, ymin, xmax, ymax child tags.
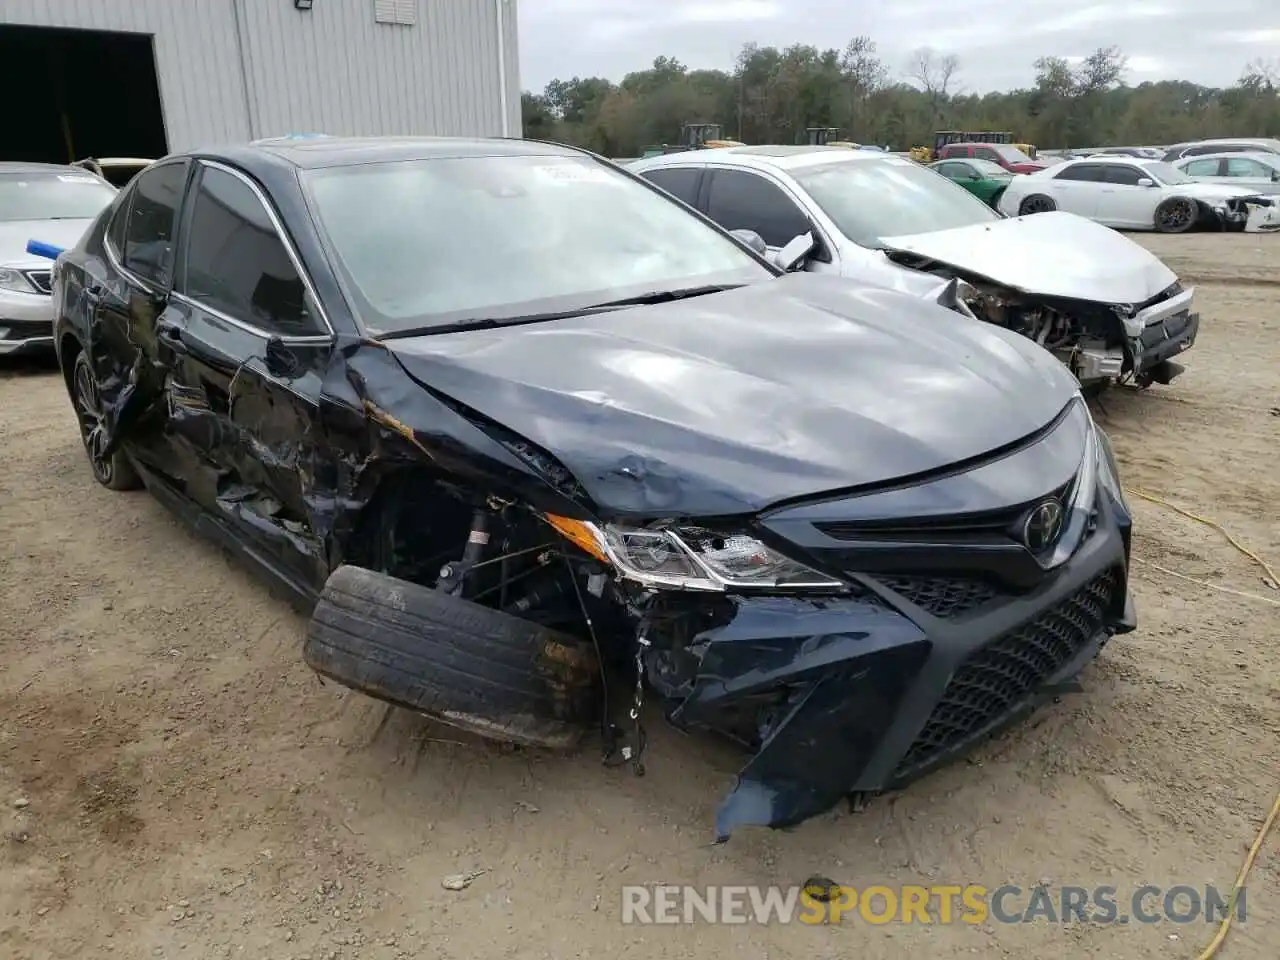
<box><xmin>518</xmin><ymin>0</ymin><xmax>1279</xmax><ymax>94</ymax></box>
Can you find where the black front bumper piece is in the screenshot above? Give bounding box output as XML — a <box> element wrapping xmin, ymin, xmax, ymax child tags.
<box><xmin>661</xmin><ymin>407</ymin><xmax>1136</xmax><ymax>838</ymax></box>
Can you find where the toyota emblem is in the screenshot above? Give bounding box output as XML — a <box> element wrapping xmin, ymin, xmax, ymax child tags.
<box><xmin>1023</xmin><ymin>499</ymin><xmax>1065</xmax><ymax>552</ymax></box>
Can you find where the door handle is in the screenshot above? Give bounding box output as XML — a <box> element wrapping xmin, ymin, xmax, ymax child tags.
<box><xmin>156</xmin><ymin>320</ymin><xmax>187</xmax><ymax>355</ymax></box>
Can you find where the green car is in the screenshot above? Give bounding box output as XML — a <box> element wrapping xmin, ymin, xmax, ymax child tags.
<box><xmin>929</xmin><ymin>158</ymin><xmax>1014</xmax><ymax>208</ymax></box>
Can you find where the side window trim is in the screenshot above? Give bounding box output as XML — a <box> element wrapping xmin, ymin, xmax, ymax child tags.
<box><xmin>175</xmin><ymin>159</ymin><xmax>334</xmax><ymax>343</ymax></box>
<box><xmin>103</xmin><ymin>159</ymin><xmax>191</xmax><ymax>293</ymax></box>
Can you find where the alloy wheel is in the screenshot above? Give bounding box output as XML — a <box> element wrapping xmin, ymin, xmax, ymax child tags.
<box><xmin>73</xmin><ymin>359</ymin><xmax>113</xmax><ymax>485</ymax></box>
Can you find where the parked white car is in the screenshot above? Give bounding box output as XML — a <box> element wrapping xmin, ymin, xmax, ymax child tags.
<box><xmin>997</xmin><ymin>156</ymin><xmax>1280</xmax><ymax>233</ymax></box>
<box><xmin>628</xmin><ymin>145</ymin><xmax>1200</xmax><ymax>389</ymax></box>
<box><xmin>1174</xmin><ymin>151</ymin><xmax>1280</xmax><ymax>195</ymax></box>
<box><xmin>1</xmin><ymin>162</ymin><xmax>117</xmax><ymax>356</ymax></box>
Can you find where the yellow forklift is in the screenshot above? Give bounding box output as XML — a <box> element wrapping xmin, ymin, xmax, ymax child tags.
<box><xmin>640</xmin><ymin>123</ymin><xmax>744</xmax><ymax>157</ymax></box>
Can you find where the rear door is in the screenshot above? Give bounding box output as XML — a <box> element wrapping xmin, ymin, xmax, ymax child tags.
<box><xmin>91</xmin><ymin>158</ymin><xmax>195</xmax><ymax>482</ymax></box>
<box><xmin>1045</xmin><ymin>163</ymin><xmax>1105</xmax><ymax>217</ymax></box>
<box><xmin>1182</xmin><ymin>158</ymin><xmax>1226</xmax><ymax>183</ymax></box>
<box><xmin>161</xmin><ymin>160</ymin><xmax>336</xmax><ymax>589</ymax></box>
<box><xmin>637</xmin><ymin>165</ymin><xmax>704</xmax><ymax>209</ymax></box>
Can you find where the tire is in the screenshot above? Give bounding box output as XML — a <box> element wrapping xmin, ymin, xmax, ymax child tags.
<box><xmin>1018</xmin><ymin>194</ymin><xmax>1056</xmax><ymax>215</ymax></box>
<box><xmin>304</xmin><ymin>565</ymin><xmax>601</xmax><ymax>750</ymax></box>
<box><xmin>71</xmin><ymin>351</ymin><xmax>141</xmax><ymax>491</ymax></box>
<box><xmin>1154</xmin><ymin>196</ymin><xmax>1197</xmax><ymax>234</ymax></box>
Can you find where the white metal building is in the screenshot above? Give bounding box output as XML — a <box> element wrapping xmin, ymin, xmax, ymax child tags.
<box><xmin>0</xmin><ymin>0</ymin><xmax>520</xmax><ymax>163</ymax></box>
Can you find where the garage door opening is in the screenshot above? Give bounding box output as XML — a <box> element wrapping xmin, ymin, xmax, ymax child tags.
<box><xmin>1</xmin><ymin>25</ymin><xmax>168</xmax><ymax>167</ymax></box>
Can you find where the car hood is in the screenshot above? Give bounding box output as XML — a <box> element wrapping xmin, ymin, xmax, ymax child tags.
<box><xmin>385</xmin><ymin>273</ymin><xmax>1081</xmax><ymax>518</ymax></box>
<box><xmin>878</xmin><ymin>210</ymin><xmax>1177</xmax><ymax>305</ymax></box>
<box><xmin>0</xmin><ymin>218</ymin><xmax>96</xmax><ymax>268</ymax></box>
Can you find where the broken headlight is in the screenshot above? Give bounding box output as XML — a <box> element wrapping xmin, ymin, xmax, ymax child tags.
<box><xmin>597</xmin><ymin>524</ymin><xmax>844</xmax><ymax>592</ymax></box>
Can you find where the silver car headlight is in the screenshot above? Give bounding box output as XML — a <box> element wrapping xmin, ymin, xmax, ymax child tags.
<box><xmin>1094</xmin><ymin>425</ymin><xmax>1128</xmax><ymax>510</ymax></box>
<box><xmin>545</xmin><ymin>516</ymin><xmax>843</xmax><ymax>592</ymax></box>
<box><xmin>0</xmin><ymin>266</ymin><xmax>37</xmax><ymax>294</ymax></box>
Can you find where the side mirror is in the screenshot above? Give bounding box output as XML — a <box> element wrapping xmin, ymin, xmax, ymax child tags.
<box><xmin>729</xmin><ymin>228</ymin><xmax>768</xmax><ymax>256</ymax></box>
<box><xmin>771</xmin><ymin>231</ymin><xmax>816</xmax><ymax>272</ymax></box>
<box><xmin>1137</xmin><ymin>178</ymin><xmax>1155</xmax><ymax>187</ymax></box>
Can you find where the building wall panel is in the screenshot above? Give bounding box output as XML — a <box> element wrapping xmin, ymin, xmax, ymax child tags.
<box><xmin>0</xmin><ymin>0</ymin><xmax>521</xmax><ymax>150</ymax></box>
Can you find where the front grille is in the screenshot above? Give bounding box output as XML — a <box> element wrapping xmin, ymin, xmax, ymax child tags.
<box><xmin>817</xmin><ymin>479</ymin><xmax>1073</xmax><ymax>546</ymax></box>
<box><xmin>893</xmin><ymin>568</ymin><xmax>1120</xmax><ymax>778</ymax></box>
<box><xmin>875</xmin><ymin>575</ymin><xmax>998</xmax><ymax>618</ymax></box>
<box><xmin>21</xmin><ymin>269</ymin><xmax>52</xmax><ymax>294</ymax></box>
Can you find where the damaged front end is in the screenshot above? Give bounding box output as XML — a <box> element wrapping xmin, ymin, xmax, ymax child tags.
<box><xmin>511</xmin><ymin>399</ymin><xmax>1136</xmax><ymax>840</ymax></box>
<box><xmin>957</xmin><ymin>279</ymin><xmax>1200</xmax><ymax>389</ymax></box>
<box><xmin>889</xmin><ymin>250</ymin><xmax>1199</xmax><ymax>389</ymax></box>
<box><xmin>1209</xmin><ymin>194</ymin><xmax>1280</xmax><ymax>232</ymax></box>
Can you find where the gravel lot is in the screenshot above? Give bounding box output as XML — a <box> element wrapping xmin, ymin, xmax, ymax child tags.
<box><xmin>2</xmin><ymin>233</ymin><xmax>1277</xmax><ymax>960</ymax></box>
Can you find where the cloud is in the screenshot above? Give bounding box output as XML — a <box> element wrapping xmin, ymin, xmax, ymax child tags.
<box><xmin>518</xmin><ymin>0</ymin><xmax>1279</xmax><ymax>93</ymax></box>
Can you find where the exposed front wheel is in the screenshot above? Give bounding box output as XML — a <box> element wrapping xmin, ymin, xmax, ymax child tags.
<box><xmin>1154</xmin><ymin>197</ymin><xmax>1197</xmax><ymax>234</ymax></box>
<box><xmin>1018</xmin><ymin>194</ymin><xmax>1056</xmax><ymax>215</ymax></box>
<box><xmin>304</xmin><ymin>565</ymin><xmax>601</xmax><ymax>750</ymax></box>
<box><xmin>72</xmin><ymin>351</ymin><xmax>141</xmax><ymax>491</ymax></box>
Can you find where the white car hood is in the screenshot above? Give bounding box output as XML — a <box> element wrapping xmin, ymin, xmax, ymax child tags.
<box><xmin>0</xmin><ymin>218</ymin><xmax>96</xmax><ymax>269</ymax></box>
<box><xmin>878</xmin><ymin>211</ymin><xmax>1177</xmax><ymax>305</ymax></box>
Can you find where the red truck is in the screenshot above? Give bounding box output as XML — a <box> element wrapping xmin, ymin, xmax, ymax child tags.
<box><xmin>934</xmin><ymin>141</ymin><xmax>1047</xmax><ymax>174</ymax></box>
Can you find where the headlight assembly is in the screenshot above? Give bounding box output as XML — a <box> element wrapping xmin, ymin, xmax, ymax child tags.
<box><xmin>0</xmin><ymin>267</ymin><xmax>37</xmax><ymax>294</ymax></box>
<box><xmin>545</xmin><ymin>516</ymin><xmax>844</xmax><ymax>592</ymax></box>
<box><xmin>1094</xmin><ymin>426</ymin><xmax>1128</xmax><ymax>510</ymax></box>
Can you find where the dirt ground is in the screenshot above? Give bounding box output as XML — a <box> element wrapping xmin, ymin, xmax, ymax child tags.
<box><xmin>2</xmin><ymin>232</ymin><xmax>1277</xmax><ymax>960</ymax></box>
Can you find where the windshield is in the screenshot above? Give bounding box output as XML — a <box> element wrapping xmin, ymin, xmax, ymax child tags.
<box><xmin>794</xmin><ymin>157</ymin><xmax>1000</xmax><ymax>248</ymax></box>
<box><xmin>303</xmin><ymin>155</ymin><xmax>771</xmax><ymax>334</ymax></box>
<box><xmin>0</xmin><ymin>171</ymin><xmax>116</xmax><ymax>222</ymax></box>
<box><xmin>1138</xmin><ymin>160</ymin><xmax>1196</xmax><ymax>185</ymax></box>
<box><xmin>968</xmin><ymin>158</ymin><xmax>1011</xmax><ymax>177</ymax></box>
<box><xmin>993</xmin><ymin>145</ymin><xmax>1033</xmax><ymax>163</ymax></box>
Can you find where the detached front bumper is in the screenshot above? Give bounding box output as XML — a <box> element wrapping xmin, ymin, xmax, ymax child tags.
<box><xmin>0</xmin><ymin>287</ymin><xmax>55</xmax><ymax>356</ymax></box>
<box><xmin>1215</xmin><ymin>195</ymin><xmax>1280</xmax><ymax>232</ymax></box>
<box><xmin>661</xmin><ymin>448</ymin><xmax>1134</xmax><ymax>838</ymax></box>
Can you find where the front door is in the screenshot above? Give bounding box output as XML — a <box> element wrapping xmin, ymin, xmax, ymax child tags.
<box><xmin>160</xmin><ymin>160</ymin><xmax>336</xmax><ymax>591</ymax></box>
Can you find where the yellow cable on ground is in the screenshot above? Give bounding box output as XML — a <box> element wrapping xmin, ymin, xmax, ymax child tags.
<box><xmin>1194</xmin><ymin>789</ymin><xmax>1280</xmax><ymax>960</ymax></box>
<box><xmin>1123</xmin><ymin>487</ymin><xmax>1279</xmax><ymax>958</ymax></box>
<box><xmin>1127</xmin><ymin>488</ymin><xmax>1278</xmax><ymax>586</ymax></box>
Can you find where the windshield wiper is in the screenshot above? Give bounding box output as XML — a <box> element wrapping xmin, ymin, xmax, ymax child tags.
<box><xmin>376</xmin><ymin>284</ymin><xmax>745</xmax><ymax>340</ymax></box>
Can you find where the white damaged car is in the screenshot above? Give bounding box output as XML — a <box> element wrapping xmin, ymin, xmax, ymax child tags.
<box><xmin>997</xmin><ymin>156</ymin><xmax>1280</xmax><ymax>234</ymax></box>
<box><xmin>628</xmin><ymin>145</ymin><xmax>1200</xmax><ymax>390</ymax></box>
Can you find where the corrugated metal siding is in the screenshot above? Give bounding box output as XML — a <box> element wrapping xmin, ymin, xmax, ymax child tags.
<box><xmin>0</xmin><ymin>0</ymin><xmax>521</xmax><ymax>149</ymax></box>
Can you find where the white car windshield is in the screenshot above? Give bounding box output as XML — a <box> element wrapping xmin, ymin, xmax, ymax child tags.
<box><xmin>1139</xmin><ymin>161</ymin><xmax>1196</xmax><ymax>185</ymax></box>
<box><xmin>303</xmin><ymin>154</ymin><xmax>771</xmax><ymax>334</ymax></box>
<box><xmin>0</xmin><ymin>171</ymin><xmax>116</xmax><ymax>222</ymax></box>
<box><xmin>794</xmin><ymin>157</ymin><xmax>1000</xmax><ymax>248</ymax></box>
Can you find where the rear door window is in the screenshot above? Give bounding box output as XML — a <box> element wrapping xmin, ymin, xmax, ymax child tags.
<box><xmin>121</xmin><ymin>160</ymin><xmax>188</xmax><ymax>287</ymax></box>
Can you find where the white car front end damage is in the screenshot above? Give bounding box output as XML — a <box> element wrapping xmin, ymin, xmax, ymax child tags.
<box><xmin>876</xmin><ymin>211</ymin><xmax>1199</xmax><ymax>388</ymax></box>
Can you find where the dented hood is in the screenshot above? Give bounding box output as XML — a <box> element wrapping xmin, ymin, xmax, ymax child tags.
<box><xmin>879</xmin><ymin>211</ymin><xmax>1177</xmax><ymax>305</ymax></box>
<box><xmin>385</xmin><ymin>273</ymin><xmax>1080</xmax><ymax>518</ymax></box>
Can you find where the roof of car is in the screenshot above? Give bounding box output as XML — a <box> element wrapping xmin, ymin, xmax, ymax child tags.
<box><xmin>0</xmin><ymin>161</ymin><xmax>85</xmax><ymax>175</ymax></box>
<box><xmin>198</xmin><ymin>136</ymin><xmax>583</xmax><ymax>172</ymax></box>
<box><xmin>633</xmin><ymin>144</ymin><xmax>887</xmax><ymax>172</ymax></box>
<box><xmin>1174</xmin><ymin>150</ymin><xmax>1280</xmax><ymax>163</ymax></box>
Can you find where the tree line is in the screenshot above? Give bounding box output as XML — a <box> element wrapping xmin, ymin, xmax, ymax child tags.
<box><xmin>520</xmin><ymin>42</ymin><xmax>1280</xmax><ymax>157</ymax></box>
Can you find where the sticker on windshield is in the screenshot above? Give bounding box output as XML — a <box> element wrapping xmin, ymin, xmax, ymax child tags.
<box><xmin>58</xmin><ymin>174</ymin><xmax>102</xmax><ymax>184</ymax></box>
<box><xmin>531</xmin><ymin>163</ymin><xmax>613</xmax><ymax>184</ymax></box>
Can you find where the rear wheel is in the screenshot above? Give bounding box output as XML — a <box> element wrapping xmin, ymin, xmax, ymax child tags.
<box><xmin>1154</xmin><ymin>196</ymin><xmax>1197</xmax><ymax>233</ymax></box>
<box><xmin>1018</xmin><ymin>194</ymin><xmax>1056</xmax><ymax>215</ymax></box>
<box><xmin>304</xmin><ymin>565</ymin><xmax>601</xmax><ymax>750</ymax></box>
<box><xmin>71</xmin><ymin>351</ymin><xmax>141</xmax><ymax>491</ymax></box>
